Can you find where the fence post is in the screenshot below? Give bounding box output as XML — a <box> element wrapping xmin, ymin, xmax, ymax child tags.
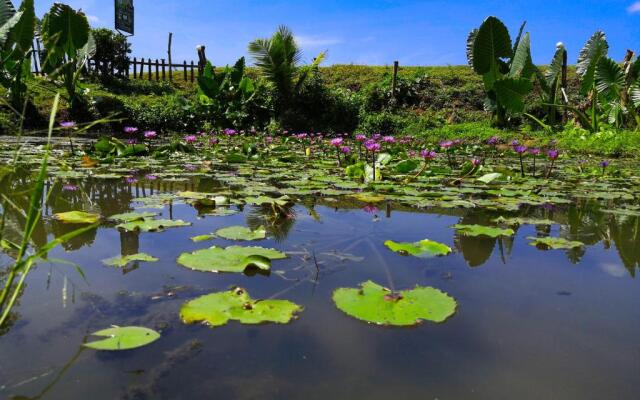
<box><xmin>155</xmin><ymin>59</ymin><xmax>159</xmax><ymax>81</ymax></box>
<box><xmin>183</xmin><ymin>61</ymin><xmax>187</xmax><ymax>82</ymax></box>
<box><xmin>148</xmin><ymin>58</ymin><xmax>152</xmax><ymax>81</ymax></box>
<box><xmin>161</xmin><ymin>58</ymin><xmax>166</xmax><ymax>81</ymax></box>
<box><xmin>133</xmin><ymin>57</ymin><xmax>137</xmax><ymax>79</ymax></box>
<box><xmin>190</xmin><ymin>60</ymin><xmax>195</xmax><ymax>83</ymax></box>
<box><xmin>168</xmin><ymin>32</ymin><xmax>173</xmax><ymax>82</ymax></box>
<box><xmin>392</xmin><ymin>61</ymin><xmax>399</xmax><ymax>96</ymax></box>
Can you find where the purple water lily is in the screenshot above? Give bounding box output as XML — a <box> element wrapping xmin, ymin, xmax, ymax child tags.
<box><xmin>123</xmin><ymin>126</ymin><xmax>138</xmax><ymax>134</ymax></box>
<box><xmin>143</xmin><ymin>131</ymin><xmax>157</xmax><ymax>139</ymax></box>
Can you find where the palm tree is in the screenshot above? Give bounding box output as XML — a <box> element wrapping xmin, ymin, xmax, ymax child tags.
<box><xmin>248</xmin><ymin>25</ymin><xmax>325</xmax><ymax>122</ymax></box>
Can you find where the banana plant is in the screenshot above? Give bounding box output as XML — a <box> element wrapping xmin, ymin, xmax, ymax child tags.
<box><xmin>41</xmin><ymin>3</ymin><xmax>95</xmax><ymax>113</ymax></box>
<box><xmin>0</xmin><ymin>0</ymin><xmax>35</xmax><ymax>110</ymax></box>
<box><xmin>532</xmin><ymin>43</ymin><xmax>567</xmax><ymax>126</ymax></box>
<box><xmin>197</xmin><ymin>57</ymin><xmax>257</xmax><ymax>127</ymax></box>
<box><xmin>594</xmin><ymin>53</ymin><xmax>640</xmax><ymax>129</ymax></box>
<box><xmin>466</xmin><ymin>16</ymin><xmax>535</xmax><ymax>127</ymax></box>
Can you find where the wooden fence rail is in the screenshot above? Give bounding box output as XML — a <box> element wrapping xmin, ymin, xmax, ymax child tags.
<box><xmin>31</xmin><ymin>50</ymin><xmax>202</xmax><ymax>83</ymax></box>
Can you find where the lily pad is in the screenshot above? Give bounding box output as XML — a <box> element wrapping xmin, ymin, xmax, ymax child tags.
<box><xmin>53</xmin><ymin>211</ymin><xmax>100</xmax><ymax>224</ymax></box>
<box><xmin>108</xmin><ymin>212</ymin><xmax>157</xmax><ymax>223</ymax></box>
<box><xmin>453</xmin><ymin>224</ymin><xmax>515</xmax><ymax>238</ymax></box>
<box><xmin>493</xmin><ymin>216</ymin><xmax>556</xmax><ymax>226</ymax></box>
<box><xmin>180</xmin><ymin>287</ymin><xmax>303</xmax><ymax>328</ymax></box>
<box><xmin>349</xmin><ymin>192</ymin><xmax>386</xmax><ymax>203</ymax></box>
<box><xmin>102</xmin><ymin>253</ymin><xmax>159</xmax><ymax>268</ymax></box>
<box><xmin>215</xmin><ymin>225</ymin><xmax>267</xmax><ymax>241</ymax></box>
<box><xmin>177</xmin><ymin>245</ymin><xmax>286</xmax><ymax>273</ymax></box>
<box><xmin>477</xmin><ymin>172</ymin><xmax>503</xmax><ymax>184</ymax></box>
<box><xmin>384</xmin><ymin>239</ymin><xmax>452</xmax><ymax>258</ymax></box>
<box><xmin>84</xmin><ymin>326</ymin><xmax>160</xmax><ymax>351</ymax></box>
<box><xmin>527</xmin><ymin>236</ymin><xmax>585</xmax><ymax>250</ymax></box>
<box><xmin>117</xmin><ymin>219</ymin><xmax>191</xmax><ymax>232</ymax></box>
<box><xmin>332</xmin><ymin>281</ymin><xmax>457</xmax><ymax>326</ymax></box>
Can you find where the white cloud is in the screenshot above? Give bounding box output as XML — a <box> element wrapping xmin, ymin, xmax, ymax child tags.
<box><xmin>628</xmin><ymin>1</ymin><xmax>640</xmax><ymax>13</ymax></box>
<box><xmin>86</xmin><ymin>15</ymin><xmax>100</xmax><ymax>23</ymax></box>
<box><xmin>295</xmin><ymin>36</ymin><xmax>343</xmax><ymax>48</ymax></box>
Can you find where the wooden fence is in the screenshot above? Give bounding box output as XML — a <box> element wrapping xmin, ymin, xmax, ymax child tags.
<box><xmin>31</xmin><ymin>49</ymin><xmax>202</xmax><ymax>83</ymax></box>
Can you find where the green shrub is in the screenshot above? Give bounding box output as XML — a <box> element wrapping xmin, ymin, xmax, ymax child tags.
<box><xmin>91</xmin><ymin>28</ymin><xmax>132</xmax><ymax>82</ymax></box>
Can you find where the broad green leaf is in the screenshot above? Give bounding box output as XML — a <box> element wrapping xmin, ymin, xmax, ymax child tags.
<box><xmin>493</xmin><ymin>217</ymin><xmax>555</xmax><ymax>226</ymax></box>
<box><xmin>453</xmin><ymin>224</ymin><xmax>514</xmax><ymax>238</ymax></box>
<box><xmin>395</xmin><ymin>159</ymin><xmax>419</xmax><ymax>173</ymax></box>
<box><xmin>472</xmin><ymin>16</ymin><xmax>512</xmax><ymax>75</ymax></box>
<box><xmin>384</xmin><ymin>239</ymin><xmax>452</xmax><ymax>258</ymax></box>
<box><xmin>102</xmin><ymin>253</ymin><xmax>159</xmax><ymax>268</ymax></box>
<box><xmin>494</xmin><ymin>77</ymin><xmax>533</xmax><ymax>113</ymax></box>
<box><xmin>528</xmin><ymin>236</ymin><xmax>584</xmax><ymax>250</ymax></box>
<box><xmin>332</xmin><ymin>281</ymin><xmax>457</xmax><ymax>326</ymax></box>
<box><xmin>215</xmin><ymin>225</ymin><xmax>267</xmax><ymax>241</ymax></box>
<box><xmin>53</xmin><ymin>211</ymin><xmax>100</xmax><ymax>224</ymax></box>
<box><xmin>595</xmin><ymin>57</ymin><xmax>625</xmax><ymax>98</ymax></box>
<box><xmin>477</xmin><ymin>172</ymin><xmax>502</xmax><ymax>184</ymax></box>
<box><xmin>180</xmin><ymin>287</ymin><xmax>303</xmax><ymax>328</ymax></box>
<box><xmin>177</xmin><ymin>245</ymin><xmax>286</xmax><ymax>273</ymax></box>
<box><xmin>84</xmin><ymin>326</ymin><xmax>160</xmax><ymax>351</ymax></box>
<box><xmin>117</xmin><ymin>219</ymin><xmax>191</xmax><ymax>232</ymax></box>
<box><xmin>577</xmin><ymin>30</ymin><xmax>609</xmax><ymax>94</ymax></box>
<box><xmin>509</xmin><ymin>32</ymin><xmax>530</xmax><ymax>77</ymax></box>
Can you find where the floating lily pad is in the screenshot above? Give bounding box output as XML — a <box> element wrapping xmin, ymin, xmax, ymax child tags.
<box><xmin>53</xmin><ymin>211</ymin><xmax>100</xmax><ymax>224</ymax></box>
<box><xmin>191</xmin><ymin>234</ymin><xmax>215</xmax><ymax>242</ymax></box>
<box><xmin>332</xmin><ymin>281</ymin><xmax>457</xmax><ymax>326</ymax></box>
<box><xmin>117</xmin><ymin>219</ymin><xmax>191</xmax><ymax>232</ymax></box>
<box><xmin>527</xmin><ymin>236</ymin><xmax>585</xmax><ymax>250</ymax></box>
<box><xmin>244</xmin><ymin>195</ymin><xmax>291</xmax><ymax>206</ymax></box>
<box><xmin>180</xmin><ymin>287</ymin><xmax>303</xmax><ymax>328</ymax></box>
<box><xmin>453</xmin><ymin>224</ymin><xmax>515</xmax><ymax>238</ymax></box>
<box><xmin>493</xmin><ymin>216</ymin><xmax>556</xmax><ymax>226</ymax></box>
<box><xmin>349</xmin><ymin>192</ymin><xmax>386</xmax><ymax>203</ymax></box>
<box><xmin>108</xmin><ymin>212</ymin><xmax>157</xmax><ymax>223</ymax></box>
<box><xmin>84</xmin><ymin>326</ymin><xmax>160</xmax><ymax>351</ymax></box>
<box><xmin>102</xmin><ymin>253</ymin><xmax>159</xmax><ymax>268</ymax></box>
<box><xmin>215</xmin><ymin>225</ymin><xmax>267</xmax><ymax>241</ymax></box>
<box><xmin>477</xmin><ymin>172</ymin><xmax>503</xmax><ymax>184</ymax></box>
<box><xmin>177</xmin><ymin>245</ymin><xmax>286</xmax><ymax>273</ymax></box>
<box><xmin>384</xmin><ymin>239</ymin><xmax>452</xmax><ymax>258</ymax></box>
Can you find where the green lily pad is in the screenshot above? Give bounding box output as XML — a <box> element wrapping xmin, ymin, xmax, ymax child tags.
<box><xmin>117</xmin><ymin>219</ymin><xmax>191</xmax><ymax>232</ymax></box>
<box><xmin>477</xmin><ymin>172</ymin><xmax>503</xmax><ymax>184</ymax></box>
<box><xmin>180</xmin><ymin>287</ymin><xmax>303</xmax><ymax>328</ymax></box>
<box><xmin>215</xmin><ymin>225</ymin><xmax>267</xmax><ymax>241</ymax></box>
<box><xmin>527</xmin><ymin>236</ymin><xmax>585</xmax><ymax>250</ymax></box>
<box><xmin>84</xmin><ymin>326</ymin><xmax>160</xmax><ymax>351</ymax></box>
<box><xmin>453</xmin><ymin>224</ymin><xmax>515</xmax><ymax>238</ymax></box>
<box><xmin>349</xmin><ymin>192</ymin><xmax>386</xmax><ymax>203</ymax></box>
<box><xmin>108</xmin><ymin>212</ymin><xmax>157</xmax><ymax>223</ymax></box>
<box><xmin>53</xmin><ymin>211</ymin><xmax>100</xmax><ymax>224</ymax></box>
<box><xmin>493</xmin><ymin>216</ymin><xmax>556</xmax><ymax>226</ymax></box>
<box><xmin>102</xmin><ymin>253</ymin><xmax>159</xmax><ymax>268</ymax></box>
<box><xmin>191</xmin><ymin>234</ymin><xmax>215</xmax><ymax>242</ymax></box>
<box><xmin>332</xmin><ymin>281</ymin><xmax>457</xmax><ymax>326</ymax></box>
<box><xmin>384</xmin><ymin>239</ymin><xmax>452</xmax><ymax>258</ymax></box>
<box><xmin>177</xmin><ymin>245</ymin><xmax>287</xmax><ymax>273</ymax></box>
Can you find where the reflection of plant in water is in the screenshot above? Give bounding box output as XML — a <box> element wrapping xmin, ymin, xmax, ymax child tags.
<box><xmin>246</xmin><ymin>204</ymin><xmax>297</xmax><ymax>242</ymax></box>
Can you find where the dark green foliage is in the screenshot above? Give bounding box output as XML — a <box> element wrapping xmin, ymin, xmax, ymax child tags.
<box><xmin>91</xmin><ymin>28</ymin><xmax>131</xmax><ymax>82</ymax></box>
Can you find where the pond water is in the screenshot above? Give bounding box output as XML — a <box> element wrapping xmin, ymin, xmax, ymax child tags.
<box><xmin>1</xmin><ymin>140</ymin><xmax>639</xmax><ymax>399</ymax></box>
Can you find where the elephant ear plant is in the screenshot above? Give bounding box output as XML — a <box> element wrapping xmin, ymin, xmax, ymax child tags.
<box><xmin>0</xmin><ymin>0</ymin><xmax>36</xmax><ymax>110</ymax></box>
<box><xmin>40</xmin><ymin>3</ymin><xmax>96</xmax><ymax>115</ymax></box>
<box><xmin>197</xmin><ymin>57</ymin><xmax>257</xmax><ymax>128</ymax></box>
<box><xmin>467</xmin><ymin>16</ymin><xmax>535</xmax><ymax>128</ymax></box>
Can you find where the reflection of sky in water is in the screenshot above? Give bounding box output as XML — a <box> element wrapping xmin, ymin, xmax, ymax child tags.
<box><xmin>0</xmin><ymin>176</ymin><xmax>640</xmax><ymax>399</ymax></box>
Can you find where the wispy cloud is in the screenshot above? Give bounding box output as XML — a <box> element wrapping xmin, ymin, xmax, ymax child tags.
<box><xmin>628</xmin><ymin>1</ymin><xmax>640</xmax><ymax>13</ymax></box>
<box><xmin>86</xmin><ymin>15</ymin><xmax>100</xmax><ymax>23</ymax></box>
<box><xmin>295</xmin><ymin>36</ymin><xmax>343</xmax><ymax>48</ymax></box>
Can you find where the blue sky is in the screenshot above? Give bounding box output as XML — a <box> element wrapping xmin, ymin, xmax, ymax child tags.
<box><xmin>34</xmin><ymin>0</ymin><xmax>640</xmax><ymax>66</ymax></box>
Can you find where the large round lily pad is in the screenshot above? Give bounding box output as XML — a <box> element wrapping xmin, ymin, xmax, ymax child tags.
<box><xmin>102</xmin><ymin>253</ymin><xmax>159</xmax><ymax>268</ymax></box>
<box><xmin>180</xmin><ymin>287</ymin><xmax>303</xmax><ymax>328</ymax></box>
<box><xmin>177</xmin><ymin>245</ymin><xmax>286</xmax><ymax>273</ymax></box>
<box><xmin>332</xmin><ymin>281</ymin><xmax>457</xmax><ymax>326</ymax></box>
<box><xmin>528</xmin><ymin>236</ymin><xmax>584</xmax><ymax>250</ymax></box>
<box><xmin>215</xmin><ymin>225</ymin><xmax>267</xmax><ymax>241</ymax></box>
<box><xmin>84</xmin><ymin>326</ymin><xmax>160</xmax><ymax>351</ymax></box>
<box><xmin>117</xmin><ymin>218</ymin><xmax>191</xmax><ymax>232</ymax></box>
<box><xmin>384</xmin><ymin>239</ymin><xmax>452</xmax><ymax>258</ymax></box>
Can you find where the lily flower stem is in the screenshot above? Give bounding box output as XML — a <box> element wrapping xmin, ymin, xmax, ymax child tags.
<box><xmin>546</xmin><ymin>159</ymin><xmax>555</xmax><ymax>179</ymax></box>
<box><xmin>519</xmin><ymin>154</ymin><xmax>525</xmax><ymax>177</ymax></box>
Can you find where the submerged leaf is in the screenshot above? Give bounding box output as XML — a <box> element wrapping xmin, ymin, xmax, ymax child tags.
<box><xmin>102</xmin><ymin>253</ymin><xmax>159</xmax><ymax>268</ymax></box>
<box><xmin>180</xmin><ymin>287</ymin><xmax>303</xmax><ymax>328</ymax></box>
<box><xmin>528</xmin><ymin>236</ymin><xmax>584</xmax><ymax>250</ymax></box>
<box><xmin>177</xmin><ymin>245</ymin><xmax>286</xmax><ymax>273</ymax></box>
<box><xmin>332</xmin><ymin>281</ymin><xmax>457</xmax><ymax>326</ymax></box>
<box><xmin>84</xmin><ymin>326</ymin><xmax>160</xmax><ymax>351</ymax></box>
<box><xmin>53</xmin><ymin>211</ymin><xmax>100</xmax><ymax>224</ymax></box>
<box><xmin>384</xmin><ymin>239</ymin><xmax>452</xmax><ymax>258</ymax></box>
